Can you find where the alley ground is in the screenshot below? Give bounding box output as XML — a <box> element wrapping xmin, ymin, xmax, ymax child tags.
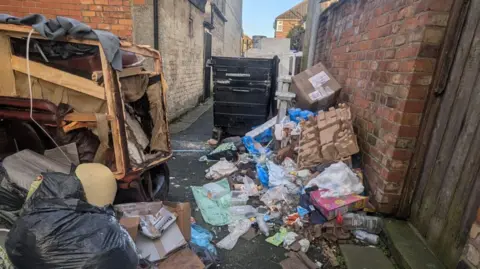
<box><xmin>167</xmin><ymin>106</ymin><xmax>327</xmax><ymax>269</ymax></box>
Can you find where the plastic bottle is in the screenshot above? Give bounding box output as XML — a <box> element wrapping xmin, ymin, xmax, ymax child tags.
<box><xmin>353</xmin><ymin>230</ymin><xmax>379</xmax><ymax>245</ymax></box>
<box><xmin>229</xmin><ymin>205</ymin><xmax>257</xmax><ymax>220</ymax></box>
<box><xmin>256</xmin><ymin>215</ymin><xmax>269</xmax><ymax>236</ymax></box>
<box><xmin>341</xmin><ymin>213</ymin><xmax>383</xmax><ymax>234</ymax></box>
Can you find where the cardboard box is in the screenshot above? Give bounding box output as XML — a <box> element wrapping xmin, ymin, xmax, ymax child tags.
<box><xmin>291</xmin><ymin>62</ymin><xmax>342</xmax><ymax>111</ymax></box>
<box><xmin>310</xmin><ymin>189</ymin><xmax>368</xmax><ymax>220</ymax></box>
<box><xmin>158</xmin><ymin>248</ymin><xmax>205</xmax><ymax>269</ymax></box>
<box><xmin>135</xmin><ymin>223</ymin><xmax>187</xmax><ymax>262</ymax></box>
<box><xmin>163</xmin><ymin>201</ymin><xmax>192</xmax><ymax>241</ymax></box>
<box><xmin>114</xmin><ymin>201</ymin><xmax>192</xmax><ymax>241</ymax></box>
<box><xmin>119</xmin><ymin>217</ymin><xmax>140</xmax><ymax>241</ymax></box>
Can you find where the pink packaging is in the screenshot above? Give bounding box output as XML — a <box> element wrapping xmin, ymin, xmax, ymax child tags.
<box><xmin>310</xmin><ymin>189</ymin><xmax>368</xmax><ymax>220</ymax></box>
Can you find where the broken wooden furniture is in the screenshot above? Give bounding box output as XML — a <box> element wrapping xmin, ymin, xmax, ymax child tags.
<box><xmin>0</xmin><ymin>24</ymin><xmax>171</xmax><ymax>202</ymax></box>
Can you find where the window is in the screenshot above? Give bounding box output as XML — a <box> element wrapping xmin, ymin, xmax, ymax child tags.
<box><xmin>276</xmin><ymin>21</ymin><xmax>283</xmax><ymax>32</ymax></box>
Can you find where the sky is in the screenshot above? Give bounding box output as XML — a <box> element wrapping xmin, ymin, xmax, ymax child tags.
<box><xmin>242</xmin><ymin>0</ymin><xmax>304</xmax><ymax>37</ymax></box>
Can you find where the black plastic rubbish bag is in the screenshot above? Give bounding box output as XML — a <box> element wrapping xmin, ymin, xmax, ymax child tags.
<box><xmin>5</xmin><ymin>170</ymin><xmax>138</xmax><ymax>269</ymax></box>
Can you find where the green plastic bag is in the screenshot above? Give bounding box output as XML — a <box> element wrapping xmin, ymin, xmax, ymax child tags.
<box><xmin>191</xmin><ymin>179</ymin><xmax>232</xmax><ymax>226</ymax></box>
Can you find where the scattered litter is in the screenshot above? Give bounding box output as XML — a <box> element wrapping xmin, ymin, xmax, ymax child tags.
<box><xmin>299</xmin><ymin>239</ymin><xmax>310</xmax><ymax>252</ymax></box>
<box><xmin>207</xmin><ymin>142</ymin><xmax>237</xmax><ymax>161</ymax></box>
<box><xmin>191</xmin><ymin>179</ymin><xmax>231</xmax><ymax>226</ymax></box>
<box><xmin>306</xmin><ymin>162</ymin><xmax>364</xmax><ymax>197</ymax></box>
<box><xmin>266</xmin><ymin>227</ymin><xmax>288</xmax><ymax>246</ymax></box>
<box><xmin>216</xmin><ymin>219</ymin><xmax>251</xmax><ymax>250</ymax></box>
<box><xmin>191</xmin><ymin>223</ymin><xmax>218</xmax><ymax>255</ymax></box>
<box><xmin>205</xmin><ymin>159</ymin><xmax>238</xmax><ymax>180</ymax></box>
<box><xmin>207</xmin><ymin>139</ymin><xmax>219</xmax><ymax>146</ymax></box>
<box><xmin>283</xmin><ymin>232</ymin><xmax>299</xmax><ymax>248</ymax></box>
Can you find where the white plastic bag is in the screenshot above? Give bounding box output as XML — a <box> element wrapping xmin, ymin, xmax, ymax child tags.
<box><xmin>283</xmin><ymin>232</ymin><xmax>299</xmax><ymax>248</ymax></box>
<box><xmin>306</xmin><ymin>162</ymin><xmax>363</xmax><ymax>197</ymax></box>
<box><xmin>243</xmin><ymin>176</ymin><xmax>259</xmax><ymax>196</ymax></box>
<box><xmin>216</xmin><ymin>219</ymin><xmax>251</xmax><ymax>250</ymax></box>
<box><xmin>205</xmin><ymin>159</ymin><xmax>238</xmax><ymax>180</ymax></box>
<box><xmin>267</xmin><ymin>161</ymin><xmax>296</xmax><ymax>188</ymax></box>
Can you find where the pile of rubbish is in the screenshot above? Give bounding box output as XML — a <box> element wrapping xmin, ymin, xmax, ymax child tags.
<box><xmin>0</xmin><ymin>147</ymin><xmax>202</xmax><ymax>269</ymax></box>
<box><xmin>192</xmin><ymin>103</ymin><xmax>384</xmax><ymax>267</ymax></box>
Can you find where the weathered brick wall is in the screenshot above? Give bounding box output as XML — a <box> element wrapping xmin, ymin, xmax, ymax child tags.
<box><xmin>313</xmin><ymin>0</ymin><xmax>453</xmax><ymax>213</ymax></box>
<box><xmin>156</xmin><ymin>0</ymin><xmax>205</xmax><ymax>120</ymax></box>
<box><xmin>223</xmin><ymin>0</ymin><xmax>242</xmax><ymax>56</ymax></box>
<box><xmin>459</xmin><ymin>209</ymin><xmax>480</xmax><ymax>268</ymax></box>
<box><xmin>0</xmin><ymin>0</ymin><xmax>134</xmax><ymax>40</ymax></box>
<box><xmin>211</xmin><ymin>9</ymin><xmax>226</xmax><ymax>56</ymax></box>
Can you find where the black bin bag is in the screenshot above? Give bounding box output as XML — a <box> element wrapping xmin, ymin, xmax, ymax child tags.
<box><xmin>5</xmin><ymin>169</ymin><xmax>138</xmax><ymax>269</ymax></box>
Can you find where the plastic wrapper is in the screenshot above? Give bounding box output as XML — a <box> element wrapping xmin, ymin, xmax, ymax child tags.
<box><xmin>283</xmin><ymin>232</ymin><xmax>299</xmax><ymax>248</ymax></box>
<box><xmin>191</xmin><ymin>224</ymin><xmax>217</xmax><ymax>255</ymax></box>
<box><xmin>6</xmin><ymin>170</ymin><xmax>138</xmax><ymax>269</ymax></box>
<box><xmin>243</xmin><ymin>176</ymin><xmax>259</xmax><ymax>196</ymax></box>
<box><xmin>207</xmin><ymin>142</ymin><xmax>237</xmax><ymax>161</ymax></box>
<box><xmin>256</xmin><ymin>215</ymin><xmax>269</xmax><ymax>236</ymax></box>
<box><xmin>267</xmin><ymin>161</ymin><xmax>293</xmax><ymax>188</ymax></box>
<box><xmin>256</xmin><ymin>163</ymin><xmax>269</xmax><ymax>187</ymax></box>
<box><xmin>216</xmin><ymin>219</ymin><xmax>251</xmax><ymax>250</ymax></box>
<box><xmin>191</xmin><ymin>179</ymin><xmax>231</xmax><ymax>226</ymax></box>
<box><xmin>260</xmin><ymin>185</ymin><xmax>294</xmax><ymax>208</ymax></box>
<box><xmin>205</xmin><ymin>159</ymin><xmax>238</xmax><ymax>181</ymax></box>
<box><xmin>266</xmin><ymin>227</ymin><xmax>288</xmax><ymax>246</ymax></box>
<box><xmin>305</xmin><ymin>162</ymin><xmax>364</xmax><ymax>198</ymax></box>
<box><xmin>229</xmin><ymin>205</ymin><xmax>256</xmax><ymax>221</ymax></box>
<box><xmin>288</xmin><ymin>108</ymin><xmax>315</xmax><ymax>123</ymax></box>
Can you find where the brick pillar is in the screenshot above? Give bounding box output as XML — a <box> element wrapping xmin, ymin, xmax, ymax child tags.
<box><xmin>312</xmin><ymin>0</ymin><xmax>454</xmax><ymax>213</ymax></box>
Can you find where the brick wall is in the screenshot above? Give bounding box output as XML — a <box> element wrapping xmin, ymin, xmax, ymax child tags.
<box><xmin>276</xmin><ymin>19</ymin><xmax>302</xmax><ymax>39</ymax></box>
<box><xmin>0</xmin><ymin>0</ymin><xmax>134</xmax><ymax>40</ymax></box>
<box><xmin>459</xmin><ymin>209</ymin><xmax>480</xmax><ymax>268</ymax></box>
<box><xmin>156</xmin><ymin>0</ymin><xmax>206</xmax><ymax>120</ymax></box>
<box><xmin>313</xmin><ymin>0</ymin><xmax>453</xmax><ymax>213</ymax></box>
<box><xmin>211</xmin><ymin>8</ymin><xmax>226</xmax><ymax>56</ymax></box>
<box><xmin>223</xmin><ymin>0</ymin><xmax>242</xmax><ymax>56</ymax></box>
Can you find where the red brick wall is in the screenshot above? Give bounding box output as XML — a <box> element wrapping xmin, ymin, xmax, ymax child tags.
<box><xmin>0</xmin><ymin>0</ymin><xmax>135</xmax><ymax>40</ymax></box>
<box><xmin>313</xmin><ymin>0</ymin><xmax>453</xmax><ymax>213</ymax></box>
<box><xmin>275</xmin><ymin>19</ymin><xmax>301</xmax><ymax>39</ymax></box>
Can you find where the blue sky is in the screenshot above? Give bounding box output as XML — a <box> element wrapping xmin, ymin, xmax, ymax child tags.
<box><xmin>242</xmin><ymin>0</ymin><xmax>304</xmax><ymax>37</ymax></box>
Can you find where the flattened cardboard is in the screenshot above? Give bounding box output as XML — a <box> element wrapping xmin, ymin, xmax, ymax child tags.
<box><xmin>158</xmin><ymin>248</ymin><xmax>205</xmax><ymax>269</ymax></box>
<box><xmin>135</xmin><ymin>223</ymin><xmax>187</xmax><ymax>262</ymax></box>
<box><xmin>291</xmin><ymin>62</ymin><xmax>341</xmax><ymax>111</ymax></box>
<box><xmin>163</xmin><ymin>201</ymin><xmax>192</xmax><ymax>241</ymax></box>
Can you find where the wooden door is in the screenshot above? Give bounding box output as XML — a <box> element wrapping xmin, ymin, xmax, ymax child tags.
<box><xmin>410</xmin><ymin>0</ymin><xmax>480</xmax><ymax>267</ymax></box>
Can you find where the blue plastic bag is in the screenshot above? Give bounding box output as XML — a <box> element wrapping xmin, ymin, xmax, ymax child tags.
<box><xmin>242</xmin><ymin>136</ymin><xmax>270</xmax><ymax>156</ymax></box>
<box><xmin>256</xmin><ymin>163</ymin><xmax>269</xmax><ymax>187</ymax></box>
<box><xmin>191</xmin><ymin>224</ymin><xmax>217</xmax><ymax>255</ymax></box>
<box><xmin>288</xmin><ymin>108</ymin><xmax>315</xmax><ymax>123</ymax></box>
<box><xmin>254</xmin><ymin>128</ymin><xmax>273</xmax><ymax>144</ymax></box>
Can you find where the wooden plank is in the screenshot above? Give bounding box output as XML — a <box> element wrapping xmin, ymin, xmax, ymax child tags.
<box><xmin>436</xmin><ymin>122</ymin><xmax>480</xmax><ymax>268</ymax></box>
<box><xmin>64</xmin><ymin>113</ymin><xmax>113</xmax><ymax>122</ymax></box>
<box><xmin>397</xmin><ymin>0</ymin><xmax>472</xmax><ymax>218</ymax></box>
<box><xmin>0</xmin><ymin>34</ymin><xmax>16</xmax><ymax>97</ymax></box>
<box><xmin>99</xmin><ymin>44</ymin><xmax>127</xmax><ymax>179</ymax></box>
<box><xmin>426</xmin><ymin>37</ymin><xmax>480</xmax><ymax>251</ymax></box>
<box><xmin>410</xmin><ymin>0</ymin><xmax>480</xmax><ymax>233</ymax></box>
<box><xmin>11</xmin><ymin>56</ymin><xmax>106</xmax><ymax>100</ymax></box>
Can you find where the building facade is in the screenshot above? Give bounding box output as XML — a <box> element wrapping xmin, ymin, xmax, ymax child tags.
<box><xmin>274</xmin><ymin>0</ymin><xmax>308</xmax><ymax>39</ymax></box>
<box><xmin>0</xmin><ymin>0</ymin><xmax>243</xmax><ymax>121</ymax></box>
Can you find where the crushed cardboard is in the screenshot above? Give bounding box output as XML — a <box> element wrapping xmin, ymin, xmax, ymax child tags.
<box><xmin>298</xmin><ymin>104</ymin><xmax>359</xmax><ymax>168</ymax></box>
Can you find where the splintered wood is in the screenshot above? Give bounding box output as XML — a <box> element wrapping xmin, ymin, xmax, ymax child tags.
<box><xmin>298</xmin><ymin>104</ymin><xmax>359</xmax><ymax>168</ymax></box>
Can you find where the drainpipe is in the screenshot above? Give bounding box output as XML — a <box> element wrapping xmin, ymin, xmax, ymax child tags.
<box><xmin>307</xmin><ymin>0</ymin><xmax>321</xmax><ymax>68</ymax></box>
<box><xmin>153</xmin><ymin>0</ymin><xmax>159</xmax><ymax>50</ymax></box>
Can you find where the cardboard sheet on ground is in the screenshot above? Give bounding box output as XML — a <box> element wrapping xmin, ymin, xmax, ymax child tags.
<box><xmin>191</xmin><ymin>179</ymin><xmax>232</xmax><ymax>226</ymax></box>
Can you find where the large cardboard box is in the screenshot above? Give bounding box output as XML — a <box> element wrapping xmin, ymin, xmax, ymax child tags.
<box><xmin>291</xmin><ymin>62</ymin><xmax>342</xmax><ymax>111</ymax></box>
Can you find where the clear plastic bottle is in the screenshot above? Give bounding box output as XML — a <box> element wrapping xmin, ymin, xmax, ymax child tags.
<box><xmin>341</xmin><ymin>213</ymin><xmax>383</xmax><ymax>234</ymax></box>
<box><xmin>353</xmin><ymin>230</ymin><xmax>379</xmax><ymax>245</ymax></box>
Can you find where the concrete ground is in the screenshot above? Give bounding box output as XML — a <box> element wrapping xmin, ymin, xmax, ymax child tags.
<box><xmin>167</xmin><ymin>107</ymin><xmax>329</xmax><ymax>269</ymax></box>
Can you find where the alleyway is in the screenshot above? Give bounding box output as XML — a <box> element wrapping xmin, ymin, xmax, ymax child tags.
<box><xmin>167</xmin><ymin>107</ymin><xmax>290</xmax><ymax>268</ymax></box>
